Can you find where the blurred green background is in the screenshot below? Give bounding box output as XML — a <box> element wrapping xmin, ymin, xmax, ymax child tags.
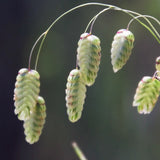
<box><xmin>1</xmin><ymin>0</ymin><xmax>160</xmax><ymax>159</ymax></box>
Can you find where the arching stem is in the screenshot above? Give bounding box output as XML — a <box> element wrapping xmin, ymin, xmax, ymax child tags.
<box><xmin>84</xmin><ymin>7</ymin><xmax>160</xmax><ymax>44</ymax></box>
<box><xmin>28</xmin><ymin>32</ymin><xmax>46</xmax><ymax>70</ymax></box>
<box><xmin>122</xmin><ymin>9</ymin><xmax>160</xmax><ymax>43</ymax></box>
<box><xmin>27</xmin><ymin>2</ymin><xmax>160</xmax><ymax>70</ymax></box>
<box><xmin>88</xmin><ymin>7</ymin><xmax>112</xmax><ymax>33</ymax></box>
<box><xmin>127</xmin><ymin>15</ymin><xmax>160</xmax><ymax>39</ymax></box>
<box><xmin>34</xmin><ymin>32</ymin><xmax>47</xmax><ymax>70</ymax></box>
<box><xmin>31</xmin><ymin>2</ymin><xmax>115</xmax><ymax>70</ymax></box>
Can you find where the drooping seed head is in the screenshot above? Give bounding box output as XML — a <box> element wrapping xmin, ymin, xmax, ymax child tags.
<box><xmin>77</xmin><ymin>33</ymin><xmax>101</xmax><ymax>86</ymax></box>
<box><xmin>23</xmin><ymin>96</ymin><xmax>46</xmax><ymax>144</ymax></box>
<box><xmin>111</xmin><ymin>29</ymin><xmax>134</xmax><ymax>72</ymax></box>
<box><xmin>14</xmin><ymin>68</ymin><xmax>40</xmax><ymax>121</ymax></box>
<box><xmin>65</xmin><ymin>69</ymin><xmax>86</xmax><ymax>122</ymax></box>
<box><xmin>133</xmin><ymin>76</ymin><xmax>160</xmax><ymax>114</ymax></box>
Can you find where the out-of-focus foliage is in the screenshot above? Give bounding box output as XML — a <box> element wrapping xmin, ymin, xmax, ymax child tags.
<box><xmin>1</xmin><ymin>0</ymin><xmax>160</xmax><ymax>160</ymax></box>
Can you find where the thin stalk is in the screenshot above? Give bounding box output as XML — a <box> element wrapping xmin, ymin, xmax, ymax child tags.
<box><xmin>86</xmin><ymin>6</ymin><xmax>160</xmax><ymax>43</ymax></box>
<box><xmin>34</xmin><ymin>32</ymin><xmax>47</xmax><ymax>70</ymax></box>
<box><xmin>84</xmin><ymin>6</ymin><xmax>160</xmax><ymax>42</ymax></box>
<box><xmin>32</xmin><ymin>2</ymin><xmax>116</xmax><ymax>70</ymax></box>
<box><xmin>84</xmin><ymin>7</ymin><xmax>112</xmax><ymax>33</ymax></box>
<box><xmin>127</xmin><ymin>15</ymin><xmax>160</xmax><ymax>39</ymax></box>
<box><xmin>72</xmin><ymin>142</ymin><xmax>87</xmax><ymax>160</ymax></box>
<box><xmin>90</xmin><ymin>7</ymin><xmax>112</xmax><ymax>33</ymax></box>
<box><xmin>28</xmin><ymin>2</ymin><xmax>160</xmax><ymax>70</ymax></box>
<box><xmin>87</xmin><ymin>5</ymin><xmax>160</xmax><ymax>42</ymax></box>
<box><xmin>84</xmin><ymin>16</ymin><xmax>96</xmax><ymax>33</ymax></box>
<box><xmin>122</xmin><ymin>9</ymin><xmax>160</xmax><ymax>42</ymax></box>
<box><xmin>28</xmin><ymin>32</ymin><xmax>46</xmax><ymax>70</ymax></box>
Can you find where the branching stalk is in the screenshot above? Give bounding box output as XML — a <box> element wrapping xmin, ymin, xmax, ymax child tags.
<box><xmin>28</xmin><ymin>32</ymin><xmax>46</xmax><ymax>70</ymax></box>
<box><xmin>84</xmin><ymin>7</ymin><xmax>112</xmax><ymax>33</ymax></box>
<box><xmin>30</xmin><ymin>2</ymin><xmax>115</xmax><ymax>70</ymax></box>
<box><xmin>127</xmin><ymin>15</ymin><xmax>160</xmax><ymax>39</ymax></box>
<box><xmin>34</xmin><ymin>33</ymin><xmax>47</xmax><ymax>70</ymax></box>
<box><xmin>122</xmin><ymin>9</ymin><xmax>160</xmax><ymax>42</ymax></box>
<box><xmin>84</xmin><ymin>7</ymin><xmax>160</xmax><ymax>43</ymax></box>
<box><xmin>27</xmin><ymin>2</ymin><xmax>160</xmax><ymax>70</ymax></box>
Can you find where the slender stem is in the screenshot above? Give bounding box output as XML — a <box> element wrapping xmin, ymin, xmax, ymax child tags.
<box><xmin>72</xmin><ymin>142</ymin><xmax>87</xmax><ymax>160</ymax></box>
<box><xmin>32</xmin><ymin>3</ymin><xmax>116</xmax><ymax>70</ymax></box>
<box><xmin>122</xmin><ymin>9</ymin><xmax>160</xmax><ymax>43</ymax></box>
<box><xmin>29</xmin><ymin>2</ymin><xmax>160</xmax><ymax>70</ymax></box>
<box><xmin>34</xmin><ymin>32</ymin><xmax>47</xmax><ymax>70</ymax></box>
<box><xmin>84</xmin><ymin>6</ymin><xmax>160</xmax><ymax>43</ymax></box>
<box><xmin>28</xmin><ymin>32</ymin><xmax>46</xmax><ymax>70</ymax></box>
<box><xmin>84</xmin><ymin>7</ymin><xmax>112</xmax><ymax>33</ymax></box>
<box><xmin>46</xmin><ymin>3</ymin><xmax>116</xmax><ymax>33</ymax></box>
<box><xmin>89</xmin><ymin>7</ymin><xmax>112</xmax><ymax>33</ymax></box>
<box><xmin>127</xmin><ymin>15</ymin><xmax>160</xmax><ymax>39</ymax></box>
<box><xmin>84</xmin><ymin>15</ymin><xmax>98</xmax><ymax>33</ymax></box>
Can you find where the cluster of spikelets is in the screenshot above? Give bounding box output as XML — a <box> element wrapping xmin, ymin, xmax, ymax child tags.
<box><xmin>110</xmin><ymin>29</ymin><xmax>160</xmax><ymax>114</ymax></box>
<box><xmin>65</xmin><ymin>29</ymin><xmax>136</xmax><ymax>122</ymax></box>
<box><xmin>13</xmin><ymin>28</ymin><xmax>136</xmax><ymax>142</ymax></box>
<box><xmin>13</xmin><ymin>26</ymin><xmax>160</xmax><ymax>144</ymax></box>
<box><xmin>132</xmin><ymin>56</ymin><xmax>160</xmax><ymax>114</ymax></box>
<box><xmin>65</xmin><ymin>33</ymin><xmax>101</xmax><ymax>123</ymax></box>
<box><xmin>14</xmin><ymin>68</ymin><xmax>46</xmax><ymax>144</ymax></box>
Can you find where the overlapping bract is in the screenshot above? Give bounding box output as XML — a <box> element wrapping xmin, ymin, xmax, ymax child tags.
<box><xmin>13</xmin><ymin>68</ymin><xmax>46</xmax><ymax>144</ymax></box>
<box><xmin>77</xmin><ymin>33</ymin><xmax>101</xmax><ymax>86</ymax></box>
<box><xmin>14</xmin><ymin>68</ymin><xmax>40</xmax><ymax>121</ymax></box>
<box><xmin>24</xmin><ymin>96</ymin><xmax>46</xmax><ymax>144</ymax></box>
<box><xmin>65</xmin><ymin>69</ymin><xmax>86</xmax><ymax>122</ymax></box>
<box><xmin>133</xmin><ymin>76</ymin><xmax>160</xmax><ymax>114</ymax></box>
<box><xmin>65</xmin><ymin>33</ymin><xmax>101</xmax><ymax>122</ymax></box>
<box><xmin>111</xmin><ymin>29</ymin><xmax>134</xmax><ymax>72</ymax></box>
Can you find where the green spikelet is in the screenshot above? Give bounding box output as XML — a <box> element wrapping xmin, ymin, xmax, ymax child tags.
<box><xmin>155</xmin><ymin>56</ymin><xmax>160</xmax><ymax>71</ymax></box>
<box><xmin>111</xmin><ymin>29</ymin><xmax>134</xmax><ymax>72</ymax></box>
<box><xmin>23</xmin><ymin>96</ymin><xmax>46</xmax><ymax>144</ymax></box>
<box><xmin>133</xmin><ymin>76</ymin><xmax>160</xmax><ymax>114</ymax></box>
<box><xmin>14</xmin><ymin>68</ymin><xmax>40</xmax><ymax>121</ymax></box>
<box><xmin>77</xmin><ymin>33</ymin><xmax>101</xmax><ymax>86</ymax></box>
<box><xmin>65</xmin><ymin>69</ymin><xmax>86</xmax><ymax>122</ymax></box>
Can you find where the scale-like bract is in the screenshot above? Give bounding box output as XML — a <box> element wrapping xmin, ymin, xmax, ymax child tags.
<box><xmin>23</xmin><ymin>96</ymin><xmax>46</xmax><ymax>144</ymax></box>
<box><xmin>14</xmin><ymin>68</ymin><xmax>40</xmax><ymax>121</ymax></box>
<box><xmin>65</xmin><ymin>69</ymin><xmax>86</xmax><ymax>122</ymax></box>
<box><xmin>133</xmin><ymin>76</ymin><xmax>160</xmax><ymax>114</ymax></box>
<box><xmin>77</xmin><ymin>33</ymin><xmax>101</xmax><ymax>86</ymax></box>
<box><xmin>111</xmin><ymin>29</ymin><xmax>134</xmax><ymax>72</ymax></box>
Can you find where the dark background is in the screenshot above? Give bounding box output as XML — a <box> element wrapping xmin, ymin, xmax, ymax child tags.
<box><xmin>1</xmin><ymin>0</ymin><xmax>160</xmax><ymax>159</ymax></box>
